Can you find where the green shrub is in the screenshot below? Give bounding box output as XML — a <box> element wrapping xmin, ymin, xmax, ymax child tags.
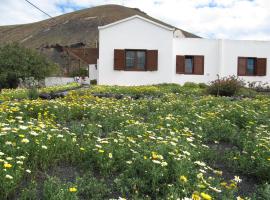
<box><xmin>28</xmin><ymin>87</ymin><xmax>39</xmax><ymax>100</ymax></box>
<box><xmin>198</xmin><ymin>83</ymin><xmax>208</xmax><ymax>89</ymax></box>
<box><xmin>207</xmin><ymin>76</ymin><xmax>245</xmax><ymax>96</ymax></box>
<box><xmin>237</xmin><ymin>87</ymin><xmax>258</xmax><ymax>98</ymax></box>
<box><xmin>183</xmin><ymin>82</ymin><xmax>199</xmax><ymax>88</ymax></box>
<box><xmin>70</xmin><ymin>68</ymin><xmax>88</xmax><ymax>77</ymax></box>
<box><xmin>90</xmin><ymin>79</ymin><xmax>97</xmax><ymax>85</ymax></box>
<box><xmin>0</xmin><ymin>43</ymin><xmax>59</xmax><ymax>89</ymax></box>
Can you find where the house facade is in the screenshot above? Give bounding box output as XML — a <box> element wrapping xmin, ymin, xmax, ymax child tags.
<box><xmin>96</xmin><ymin>15</ymin><xmax>270</xmax><ymax>86</ymax></box>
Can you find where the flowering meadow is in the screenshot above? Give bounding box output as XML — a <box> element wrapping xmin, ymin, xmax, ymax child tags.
<box><xmin>0</xmin><ymin>84</ymin><xmax>269</xmax><ymax>199</ymax></box>
<box><xmin>0</xmin><ymin>82</ymin><xmax>80</xmax><ymax>101</ymax></box>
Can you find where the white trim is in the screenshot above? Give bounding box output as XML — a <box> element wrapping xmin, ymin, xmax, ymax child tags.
<box><xmin>98</xmin><ymin>15</ymin><xmax>175</xmax><ymax>31</ymax></box>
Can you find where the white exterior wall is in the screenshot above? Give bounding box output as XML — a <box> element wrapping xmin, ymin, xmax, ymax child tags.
<box><xmin>220</xmin><ymin>39</ymin><xmax>270</xmax><ymax>84</ymax></box>
<box><xmin>98</xmin><ymin>16</ymin><xmax>270</xmax><ymax>86</ymax></box>
<box><xmin>98</xmin><ymin>17</ymin><xmax>174</xmax><ymax>86</ymax></box>
<box><xmin>173</xmin><ymin>38</ymin><xmax>220</xmax><ymax>84</ymax></box>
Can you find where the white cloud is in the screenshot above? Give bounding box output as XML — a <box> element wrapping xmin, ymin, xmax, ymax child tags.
<box><xmin>0</xmin><ymin>0</ymin><xmax>270</xmax><ymax>40</ymax></box>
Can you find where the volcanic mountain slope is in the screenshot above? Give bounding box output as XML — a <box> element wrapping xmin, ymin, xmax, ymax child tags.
<box><xmin>0</xmin><ymin>4</ymin><xmax>199</xmax><ymax>49</ymax></box>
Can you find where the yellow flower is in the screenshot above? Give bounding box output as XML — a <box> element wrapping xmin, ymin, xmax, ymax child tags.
<box><xmin>98</xmin><ymin>149</ymin><xmax>104</xmax><ymax>153</ymax></box>
<box><xmin>214</xmin><ymin>170</ymin><xmax>223</xmax><ymax>176</ymax></box>
<box><xmin>197</xmin><ymin>184</ymin><xmax>206</xmax><ymax>189</ymax></box>
<box><xmin>108</xmin><ymin>153</ymin><xmax>113</xmax><ymax>158</ymax></box>
<box><xmin>220</xmin><ymin>182</ymin><xmax>227</xmax><ymax>187</ymax></box>
<box><xmin>179</xmin><ymin>175</ymin><xmax>188</xmax><ymax>183</ymax></box>
<box><xmin>151</xmin><ymin>152</ymin><xmax>158</xmax><ymax>159</ymax></box>
<box><xmin>4</xmin><ymin>163</ymin><xmax>12</xmax><ymax>168</ymax></box>
<box><xmin>21</xmin><ymin>138</ymin><xmax>29</xmax><ymax>144</ymax></box>
<box><xmin>192</xmin><ymin>192</ymin><xmax>201</xmax><ymax>200</ymax></box>
<box><xmin>69</xmin><ymin>187</ymin><xmax>77</xmax><ymax>192</ymax></box>
<box><xmin>237</xmin><ymin>196</ymin><xmax>244</xmax><ymax>200</ymax></box>
<box><xmin>200</xmin><ymin>192</ymin><xmax>212</xmax><ymax>200</ymax></box>
<box><xmin>80</xmin><ymin>147</ymin><xmax>85</xmax><ymax>151</ymax></box>
<box><xmin>228</xmin><ymin>182</ymin><xmax>237</xmax><ymax>189</ymax></box>
<box><xmin>267</xmin><ymin>158</ymin><xmax>270</xmax><ymax>161</ymax></box>
<box><xmin>143</xmin><ymin>156</ymin><xmax>147</xmax><ymax>160</ymax></box>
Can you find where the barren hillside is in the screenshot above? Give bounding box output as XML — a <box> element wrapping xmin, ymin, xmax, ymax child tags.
<box><xmin>0</xmin><ymin>4</ymin><xmax>199</xmax><ymax>49</ymax></box>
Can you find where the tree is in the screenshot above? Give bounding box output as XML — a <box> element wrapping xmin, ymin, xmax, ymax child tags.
<box><xmin>0</xmin><ymin>43</ymin><xmax>59</xmax><ymax>89</ymax></box>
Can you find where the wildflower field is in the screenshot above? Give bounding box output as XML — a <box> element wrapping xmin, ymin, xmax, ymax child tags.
<box><xmin>0</xmin><ymin>84</ymin><xmax>269</xmax><ymax>200</ymax></box>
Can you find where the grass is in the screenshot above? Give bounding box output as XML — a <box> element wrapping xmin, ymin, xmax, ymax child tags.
<box><xmin>0</xmin><ymin>83</ymin><xmax>269</xmax><ymax>199</ymax></box>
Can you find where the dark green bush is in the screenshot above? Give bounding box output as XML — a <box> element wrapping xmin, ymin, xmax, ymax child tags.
<box><xmin>70</xmin><ymin>68</ymin><xmax>88</xmax><ymax>77</ymax></box>
<box><xmin>207</xmin><ymin>76</ymin><xmax>245</xmax><ymax>96</ymax></box>
<box><xmin>0</xmin><ymin>43</ymin><xmax>58</xmax><ymax>89</ymax></box>
<box><xmin>90</xmin><ymin>79</ymin><xmax>97</xmax><ymax>85</ymax></box>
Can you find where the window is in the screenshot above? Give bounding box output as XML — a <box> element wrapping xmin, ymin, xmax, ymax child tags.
<box><xmin>176</xmin><ymin>55</ymin><xmax>204</xmax><ymax>75</ymax></box>
<box><xmin>114</xmin><ymin>49</ymin><xmax>158</xmax><ymax>71</ymax></box>
<box><xmin>184</xmin><ymin>56</ymin><xmax>194</xmax><ymax>74</ymax></box>
<box><xmin>238</xmin><ymin>57</ymin><xmax>267</xmax><ymax>76</ymax></box>
<box><xmin>125</xmin><ymin>50</ymin><xmax>146</xmax><ymax>70</ymax></box>
<box><xmin>247</xmin><ymin>58</ymin><xmax>256</xmax><ymax>75</ymax></box>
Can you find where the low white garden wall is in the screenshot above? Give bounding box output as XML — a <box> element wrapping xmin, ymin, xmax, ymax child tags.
<box><xmin>45</xmin><ymin>77</ymin><xmax>90</xmax><ymax>87</ymax></box>
<box><xmin>89</xmin><ymin>64</ymin><xmax>98</xmax><ymax>80</ymax></box>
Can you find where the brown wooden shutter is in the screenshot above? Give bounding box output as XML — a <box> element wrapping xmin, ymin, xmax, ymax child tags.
<box><xmin>114</xmin><ymin>49</ymin><xmax>125</xmax><ymax>70</ymax></box>
<box><xmin>176</xmin><ymin>55</ymin><xmax>185</xmax><ymax>74</ymax></box>
<box><xmin>238</xmin><ymin>57</ymin><xmax>247</xmax><ymax>76</ymax></box>
<box><xmin>146</xmin><ymin>50</ymin><xmax>158</xmax><ymax>71</ymax></box>
<box><xmin>256</xmin><ymin>58</ymin><xmax>267</xmax><ymax>76</ymax></box>
<box><xmin>193</xmin><ymin>56</ymin><xmax>204</xmax><ymax>75</ymax></box>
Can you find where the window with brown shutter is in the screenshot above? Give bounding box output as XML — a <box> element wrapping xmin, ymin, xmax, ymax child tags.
<box><xmin>146</xmin><ymin>50</ymin><xmax>158</xmax><ymax>71</ymax></box>
<box><xmin>114</xmin><ymin>49</ymin><xmax>125</xmax><ymax>70</ymax></box>
<box><xmin>114</xmin><ymin>49</ymin><xmax>158</xmax><ymax>71</ymax></box>
<box><xmin>238</xmin><ymin>57</ymin><xmax>267</xmax><ymax>76</ymax></box>
<box><xmin>125</xmin><ymin>50</ymin><xmax>146</xmax><ymax>71</ymax></box>
<box><xmin>256</xmin><ymin>58</ymin><xmax>267</xmax><ymax>76</ymax></box>
<box><xmin>176</xmin><ymin>56</ymin><xmax>185</xmax><ymax>74</ymax></box>
<box><xmin>194</xmin><ymin>56</ymin><xmax>204</xmax><ymax>75</ymax></box>
<box><xmin>176</xmin><ymin>55</ymin><xmax>204</xmax><ymax>75</ymax></box>
<box><xmin>238</xmin><ymin>57</ymin><xmax>247</xmax><ymax>76</ymax></box>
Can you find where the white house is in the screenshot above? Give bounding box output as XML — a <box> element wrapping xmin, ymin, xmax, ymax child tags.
<box><xmin>94</xmin><ymin>15</ymin><xmax>270</xmax><ymax>86</ymax></box>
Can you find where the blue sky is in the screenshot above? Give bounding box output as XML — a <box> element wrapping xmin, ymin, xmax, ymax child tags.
<box><xmin>0</xmin><ymin>0</ymin><xmax>270</xmax><ymax>40</ymax></box>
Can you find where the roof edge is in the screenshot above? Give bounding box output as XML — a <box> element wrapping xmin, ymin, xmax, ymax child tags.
<box><xmin>98</xmin><ymin>15</ymin><xmax>175</xmax><ymax>31</ymax></box>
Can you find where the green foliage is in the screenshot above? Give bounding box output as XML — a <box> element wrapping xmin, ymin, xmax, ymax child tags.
<box><xmin>0</xmin><ymin>84</ymin><xmax>269</xmax><ymax>199</ymax></box>
<box><xmin>0</xmin><ymin>82</ymin><xmax>80</xmax><ymax>101</ymax></box>
<box><xmin>43</xmin><ymin>177</ymin><xmax>78</xmax><ymax>200</ymax></box>
<box><xmin>76</xmin><ymin>173</ymin><xmax>110</xmax><ymax>199</ymax></box>
<box><xmin>90</xmin><ymin>79</ymin><xmax>97</xmax><ymax>85</ymax></box>
<box><xmin>207</xmin><ymin>76</ymin><xmax>245</xmax><ymax>96</ymax></box>
<box><xmin>198</xmin><ymin>83</ymin><xmax>208</xmax><ymax>89</ymax></box>
<box><xmin>19</xmin><ymin>180</ymin><xmax>38</xmax><ymax>200</ymax></box>
<box><xmin>27</xmin><ymin>87</ymin><xmax>39</xmax><ymax>100</ymax></box>
<box><xmin>70</xmin><ymin>68</ymin><xmax>88</xmax><ymax>77</ymax></box>
<box><xmin>0</xmin><ymin>43</ymin><xmax>59</xmax><ymax>89</ymax></box>
<box><xmin>237</xmin><ymin>87</ymin><xmax>258</xmax><ymax>98</ymax></box>
<box><xmin>253</xmin><ymin>183</ymin><xmax>270</xmax><ymax>200</ymax></box>
<box><xmin>183</xmin><ymin>82</ymin><xmax>200</xmax><ymax>88</ymax></box>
